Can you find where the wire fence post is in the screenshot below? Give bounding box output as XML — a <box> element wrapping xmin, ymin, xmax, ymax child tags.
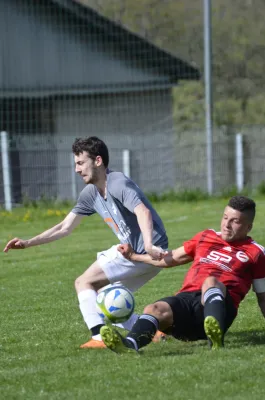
<box><xmin>235</xmin><ymin>133</ymin><xmax>244</xmax><ymax>192</ymax></box>
<box><xmin>1</xmin><ymin>131</ymin><xmax>12</xmax><ymax>211</ymax></box>
<box><xmin>204</xmin><ymin>0</ymin><xmax>213</xmax><ymax>195</ymax></box>
<box><xmin>122</xmin><ymin>149</ymin><xmax>130</xmax><ymax>178</ymax></box>
<box><xmin>70</xmin><ymin>153</ymin><xmax>77</xmax><ymax>201</ymax></box>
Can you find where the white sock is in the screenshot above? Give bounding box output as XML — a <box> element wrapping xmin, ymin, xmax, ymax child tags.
<box><xmin>92</xmin><ymin>334</ymin><xmax>102</xmax><ymax>341</ymax></box>
<box><xmin>78</xmin><ymin>289</ymin><xmax>104</xmax><ymax>340</ymax></box>
<box><xmin>113</xmin><ymin>313</ymin><xmax>139</xmax><ymax>330</ymax></box>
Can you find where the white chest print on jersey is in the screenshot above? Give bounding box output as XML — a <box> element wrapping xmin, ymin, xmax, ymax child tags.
<box><xmin>201</xmin><ymin>250</ymin><xmax>233</xmax><ymax>272</ymax></box>
<box><xmin>111</xmin><ymin>202</ymin><xmax>118</xmax><ymax>215</ymax></box>
<box><xmin>206</xmin><ymin>250</ymin><xmax>232</xmax><ymax>263</ymax></box>
<box><xmin>117</xmin><ymin>220</ymin><xmax>131</xmax><ymax>241</ymax></box>
<box><xmin>223</xmin><ymin>246</ymin><xmax>232</xmax><ymax>252</ymax></box>
<box><xmin>236</xmin><ymin>251</ymin><xmax>249</xmax><ymax>262</ymax></box>
<box><xmin>202</xmin><ymin>248</ymin><xmax>249</xmax><ymax>272</ymax></box>
<box><xmin>206</xmin><ymin>250</ymin><xmax>249</xmax><ymax>263</ymax></box>
<box><xmin>110</xmin><ymin>202</ymin><xmax>131</xmax><ymax>240</ymax></box>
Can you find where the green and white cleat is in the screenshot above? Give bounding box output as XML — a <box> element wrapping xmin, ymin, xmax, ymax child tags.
<box><xmin>100</xmin><ymin>326</ymin><xmax>137</xmax><ymax>354</ymax></box>
<box><xmin>204</xmin><ymin>316</ymin><xmax>224</xmax><ymax>350</ymax></box>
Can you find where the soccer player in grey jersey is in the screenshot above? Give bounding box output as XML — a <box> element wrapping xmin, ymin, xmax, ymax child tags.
<box><xmin>3</xmin><ymin>136</ymin><xmax>168</xmax><ymax>348</ymax></box>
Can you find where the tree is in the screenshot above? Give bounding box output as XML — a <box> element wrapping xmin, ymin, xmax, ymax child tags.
<box><xmin>76</xmin><ymin>0</ymin><xmax>265</xmax><ymax>126</ymax></box>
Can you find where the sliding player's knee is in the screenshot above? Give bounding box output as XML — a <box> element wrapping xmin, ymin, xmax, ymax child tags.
<box><xmin>202</xmin><ymin>276</ymin><xmax>220</xmax><ymax>291</ymax></box>
<box><xmin>143</xmin><ymin>301</ymin><xmax>172</xmax><ymax>325</ymax></box>
<box><xmin>201</xmin><ymin>276</ymin><xmax>226</xmax><ymax>296</ymax></box>
<box><xmin>143</xmin><ymin>303</ymin><xmax>157</xmax><ymax>315</ymax></box>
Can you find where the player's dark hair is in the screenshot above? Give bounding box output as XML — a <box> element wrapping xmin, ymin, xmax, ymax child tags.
<box><xmin>228</xmin><ymin>196</ymin><xmax>256</xmax><ymax>222</ymax></box>
<box><xmin>72</xmin><ymin>136</ymin><xmax>109</xmax><ymax>167</ymax></box>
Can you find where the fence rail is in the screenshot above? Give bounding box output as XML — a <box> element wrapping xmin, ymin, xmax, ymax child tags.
<box><xmin>1</xmin><ymin>128</ymin><xmax>264</xmax><ymax>209</ymax></box>
<box><xmin>1</xmin><ymin>1</ymin><xmax>265</xmax><ymax>209</ymax></box>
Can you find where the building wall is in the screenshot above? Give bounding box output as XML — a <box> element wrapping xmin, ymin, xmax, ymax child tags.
<box><xmin>0</xmin><ymin>0</ymin><xmax>170</xmax><ymax>94</ymax></box>
<box><xmin>0</xmin><ymin>98</ymin><xmax>57</xmax><ymax>203</ymax></box>
<box><xmin>54</xmin><ymin>89</ymin><xmax>176</xmax><ymax>199</ymax></box>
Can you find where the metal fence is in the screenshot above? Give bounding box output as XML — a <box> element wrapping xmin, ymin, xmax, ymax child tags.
<box><xmin>1</xmin><ymin>0</ymin><xmax>265</xmax><ymax>209</ymax></box>
<box><xmin>1</xmin><ymin>126</ymin><xmax>265</xmax><ymax>207</ymax></box>
<box><xmin>174</xmin><ymin>127</ymin><xmax>265</xmax><ymax>193</ymax></box>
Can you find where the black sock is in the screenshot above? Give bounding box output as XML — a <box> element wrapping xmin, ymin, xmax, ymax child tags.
<box><xmin>203</xmin><ymin>288</ymin><xmax>225</xmax><ymax>332</ymax></box>
<box><xmin>91</xmin><ymin>324</ymin><xmax>105</xmax><ymax>336</ymax></box>
<box><xmin>125</xmin><ymin>314</ymin><xmax>159</xmax><ymax>350</ymax></box>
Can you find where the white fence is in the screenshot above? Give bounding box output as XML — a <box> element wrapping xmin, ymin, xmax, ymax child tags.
<box><xmin>1</xmin><ymin>129</ymin><xmax>260</xmax><ymax>210</ymax></box>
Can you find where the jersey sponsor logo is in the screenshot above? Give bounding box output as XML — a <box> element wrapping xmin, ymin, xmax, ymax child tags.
<box><xmin>236</xmin><ymin>251</ymin><xmax>249</xmax><ymax>262</ymax></box>
<box><xmin>111</xmin><ymin>203</ymin><xmax>118</xmax><ymax>215</ymax></box>
<box><xmin>117</xmin><ymin>220</ymin><xmax>131</xmax><ymax>241</ymax></box>
<box><xmin>206</xmin><ymin>250</ymin><xmax>232</xmax><ymax>263</ymax></box>
<box><xmin>200</xmin><ymin>257</ymin><xmax>232</xmax><ymax>272</ymax></box>
<box><xmin>104</xmin><ymin>217</ymin><xmax>119</xmax><ymax>232</ymax></box>
<box><xmin>223</xmin><ymin>246</ymin><xmax>232</xmax><ymax>252</ymax></box>
<box><xmin>209</xmin><ymin>295</ymin><xmax>223</xmax><ymax>303</ymax></box>
<box><xmin>104</xmin><ymin>217</ymin><xmax>131</xmax><ymax>241</ymax></box>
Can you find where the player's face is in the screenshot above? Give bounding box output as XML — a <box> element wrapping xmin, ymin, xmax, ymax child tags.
<box><xmin>74</xmin><ymin>151</ymin><xmax>101</xmax><ymax>184</ymax></box>
<box><xmin>221</xmin><ymin>206</ymin><xmax>252</xmax><ymax>242</ymax></box>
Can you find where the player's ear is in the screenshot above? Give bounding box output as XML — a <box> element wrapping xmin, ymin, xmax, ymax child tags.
<box><xmin>247</xmin><ymin>223</ymin><xmax>253</xmax><ymax>233</ymax></box>
<box><xmin>95</xmin><ymin>155</ymin><xmax>103</xmax><ymax>166</ymax></box>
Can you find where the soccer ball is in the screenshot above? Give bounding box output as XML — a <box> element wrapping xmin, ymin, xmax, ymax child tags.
<box><xmin>96</xmin><ymin>284</ymin><xmax>135</xmax><ymax>323</ymax></box>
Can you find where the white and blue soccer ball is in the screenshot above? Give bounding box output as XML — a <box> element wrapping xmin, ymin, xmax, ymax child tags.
<box><xmin>96</xmin><ymin>284</ymin><xmax>135</xmax><ymax>323</ymax></box>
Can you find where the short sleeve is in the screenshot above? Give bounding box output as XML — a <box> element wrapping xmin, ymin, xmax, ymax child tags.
<box><xmin>71</xmin><ymin>185</ymin><xmax>96</xmax><ymax>216</ymax></box>
<box><xmin>109</xmin><ymin>176</ymin><xmax>143</xmax><ymax>213</ymax></box>
<box><xmin>183</xmin><ymin>231</ymin><xmax>204</xmax><ymax>258</ymax></box>
<box><xmin>252</xmin><ymin>253</ymin><xmax>265</xmax><ymax>293</ymax></box>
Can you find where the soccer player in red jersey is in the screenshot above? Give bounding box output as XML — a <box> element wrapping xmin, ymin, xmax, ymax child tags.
<box><xmin>100</xmin><ymin>196</ymin><xmax>265</xmax><ymax>352</ymax></box>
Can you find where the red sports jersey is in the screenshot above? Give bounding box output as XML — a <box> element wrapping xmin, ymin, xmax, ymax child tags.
<box><xmin>179</xmin><ymin>229</ymin><xmax>265</xmax><ymax>308</ymax></box>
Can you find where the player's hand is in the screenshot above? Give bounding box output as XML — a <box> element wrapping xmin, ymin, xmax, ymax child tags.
<box><xmin>118</xmin><ymin>243</ymin><xmax>134</xmax><ymax>259</ymax></box>
<box><xmin>145</xmin><ymin>244</ymin><xmax>168</xmax><ymax>260</ymax></box>
<box><xmin>3</xmin><ymin>238</ymin><xmax>28</xmax><ymax>253</ymax></box>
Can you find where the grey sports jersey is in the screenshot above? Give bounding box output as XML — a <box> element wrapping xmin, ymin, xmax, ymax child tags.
<box><xmin>72</xmin><ymin>170</ymin><xmax>168</xmax><ymax>254</ymax></box>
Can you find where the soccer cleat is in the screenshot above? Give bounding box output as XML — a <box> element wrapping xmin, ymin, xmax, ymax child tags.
<box><xmin>100</xmin><ymin>326</ymin><xmax>137</xmax><ymax>354</ymax></box>
<box><xmin>80</xmin><ymin>339</ymin><xmax>106</xmax><ymax>349</ymax></box>
<box><xmin>204</xmin><ymin>316</ymin><xmax>224</xmax><ymax>350</ymax></box>
<box><xmin>152</xmin><ymin>330</ymin><xmax>167</xmax><ymax>343</ymax></box>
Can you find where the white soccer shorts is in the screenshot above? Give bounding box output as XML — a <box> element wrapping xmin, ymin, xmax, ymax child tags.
<box><xmin>97</xmin><ymin>244</ymin><xmax>160</xmax><ymax>293</ymax></box>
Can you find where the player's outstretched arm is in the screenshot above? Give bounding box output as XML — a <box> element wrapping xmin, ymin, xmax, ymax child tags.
<box><xmin>256</xmin><ymin>292</ymin><xmax>265</xmax><ymax>318</ymax></box>
<box><xmin>3</xmin><ymin>212</ymin><xmax>83</xmax><ymax>253</ymax></box>
<box><xmin>118</xmin><ymin>244</ymin><xmax>192</xmax><ymax>268</ymax></box>
<box><xmin>133</xmin><ymin>203</ymin><xmax>167</xmax><ymax>260</ymax></box>
<box><xmin>3</xmin><ymin>237</ymin><xmax>28</xmax><ymax>252</ymax></box>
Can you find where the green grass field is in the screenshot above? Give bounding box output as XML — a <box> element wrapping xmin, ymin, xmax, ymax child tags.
<box><xmin>1</xmin><ymin>198</ymin><xmax>265</xmax><ymax>400</ymax></box>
